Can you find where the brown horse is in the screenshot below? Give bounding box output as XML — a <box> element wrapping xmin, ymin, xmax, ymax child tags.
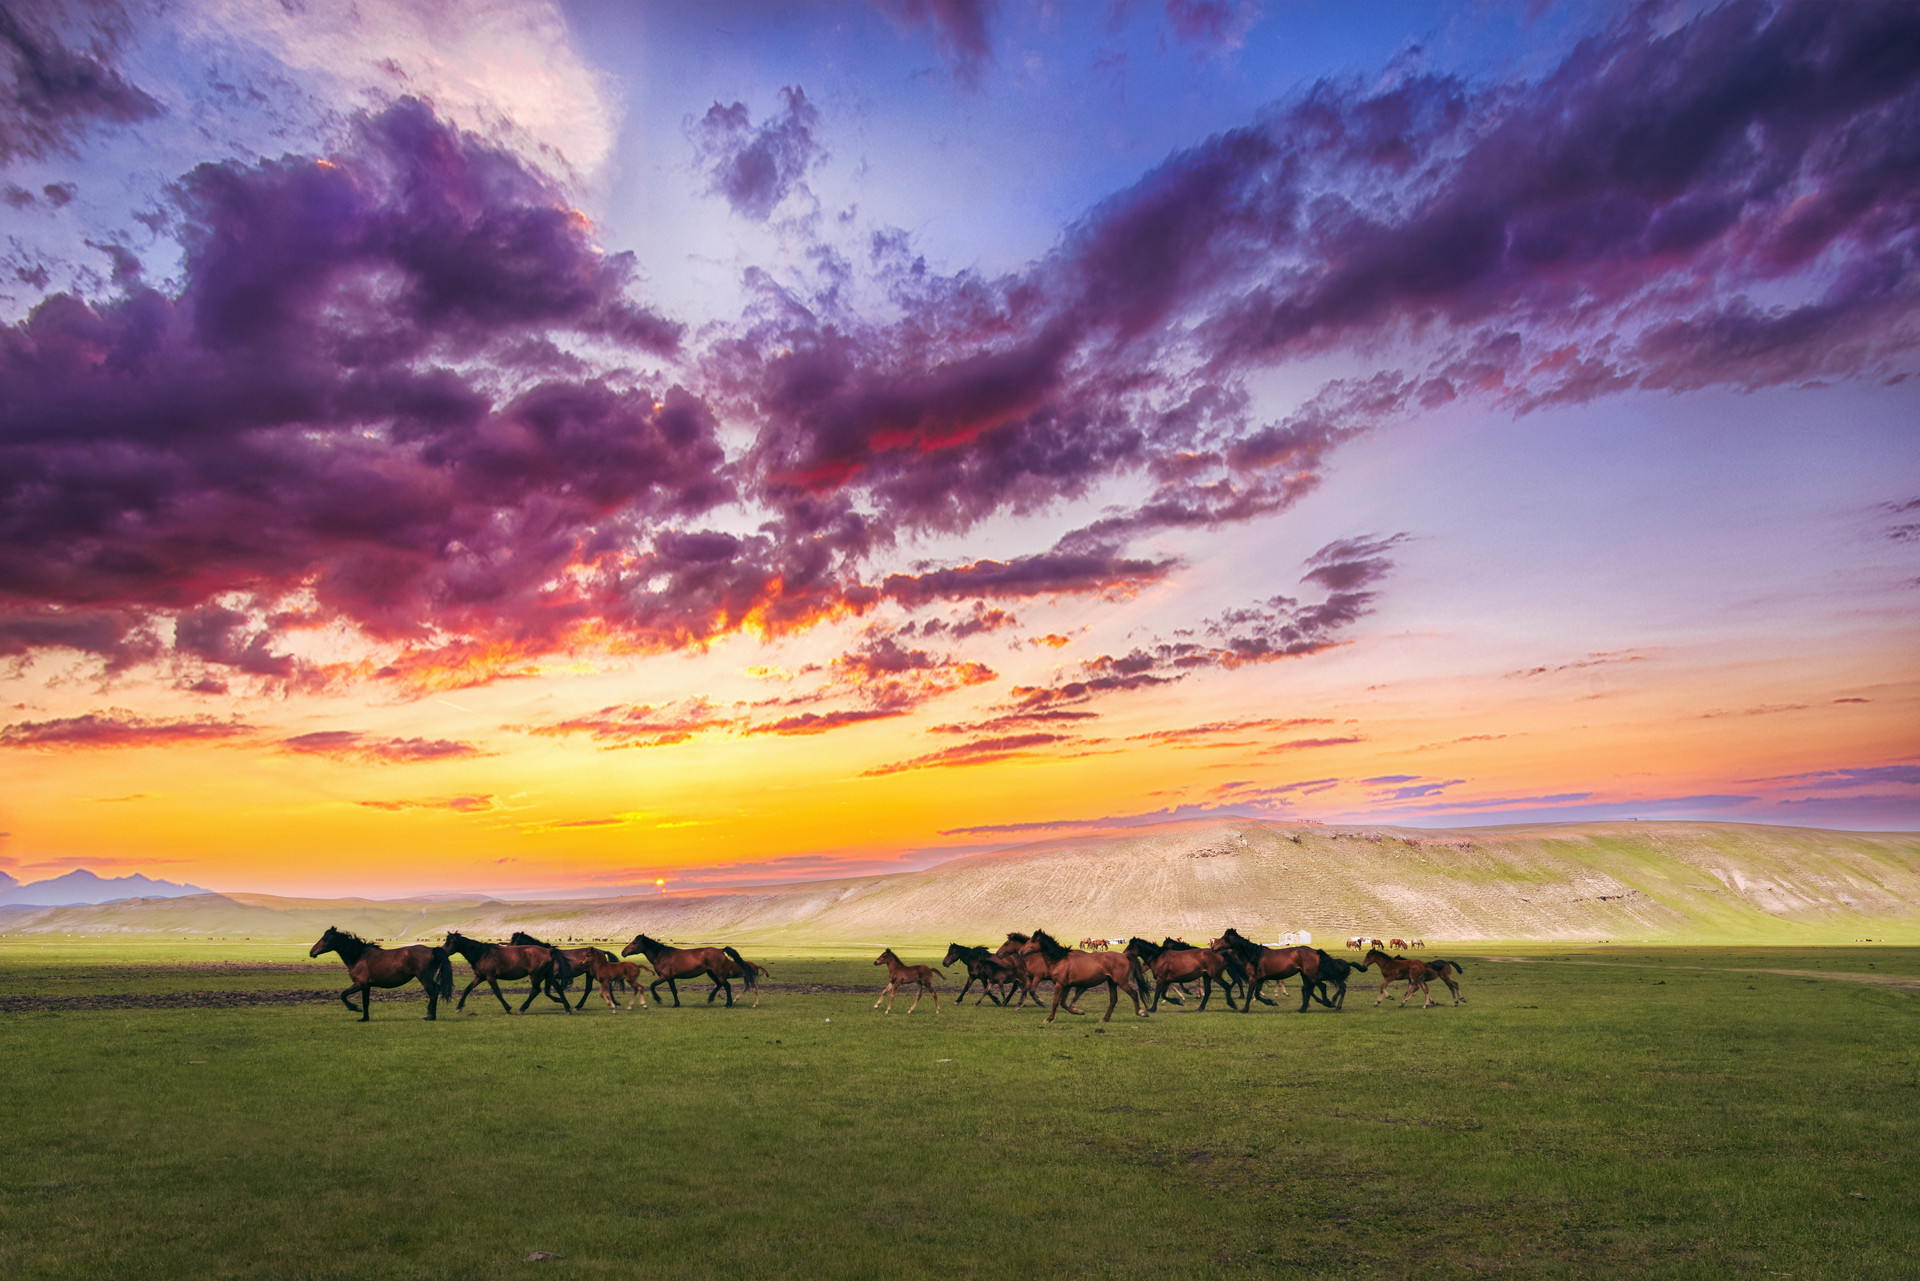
<box><xmin>1124</xmin><ymin>937</ymin><xmax>1242</xmax><ymax>1012</ymax></box>
<box><xmin>309</xmin><ymin>926</ymin><xmax>453</xmax><ymax>1021</ymax></box>
<box><xmin>443</xmin><ymin>931</ymin><xmax>574</xmax><ymax>1014</ymax></box>
<box><xmin>1364</xmin><ymin>948</ymin><xmax>1465</xmax><ymax>1007</ymax></box>
<box><xmin>997</xmin><ymin>933</ymin><xmax>1077</xmax><ymax>1012</ymax></box>
<box><xmin>511</xmin><ymin>932</ymin><xmax>610</xmax><ymax>1011</ymax></box>
<box><xmin>1216</xmin><ymin>928</ymin><xmax>1328</xmax><ymax>1013</ymax></box>
<box><xmin>1018</xmin><ymin>929</ymin><xmax>1150</xmax><ymax>1023</ymax></box>
<box><xmin>707</xmin><ymin>947</ymin><xmax>764</xmax><ymax>1008</ymax></box>
<box><xmin>943</xmin><ymin>943</ymin><xmax>1018</xmax><ymax>1005</ymax></box>
<box><xmin>620</xmin><ymin>934</ymin><xmax>758</xmax><ymax>1008</ymax></box>
<box><xmin>1208</xmin><ymin>934</ymin><xmax>1286</xmax><ymax>1004</ymax></box>
<box><xmin>874</xmin><ymin>948</ymin><xmax>943</xmax><ymax>1014</ymax></box>
<box><xmin>571</xmin><ymin>949</ymin><xmax>649</xmax><ymax>1010</ymax></box>
<box><xmin>1414</xmin><ymin>955</ymin><xmax>1466</xmax><ymax>1004</ymax></box>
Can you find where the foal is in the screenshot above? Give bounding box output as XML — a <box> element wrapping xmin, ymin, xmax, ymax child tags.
<box><xmin>874</xmin><ymin>948</ymin><xmax>942</xmax><ymax>1014</ymax></box>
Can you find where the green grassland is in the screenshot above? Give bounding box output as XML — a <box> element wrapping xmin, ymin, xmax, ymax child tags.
<box><xmin>2</xmin><ymin>944</ymin><xmax>1916</xmax><ymax>1280</ymax></box>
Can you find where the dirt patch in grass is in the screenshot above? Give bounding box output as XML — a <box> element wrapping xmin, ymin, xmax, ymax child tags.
<box><xmin>0</xmin><ymin>989</ymin><xmax>395</xmax><ymax>1012</ymax></box>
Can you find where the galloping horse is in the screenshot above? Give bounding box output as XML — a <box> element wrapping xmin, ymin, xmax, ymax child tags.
<box><xmin>567</xmin><ymin>949</ymin><xmax>649</xmax><ymax>1011</ymax></box>
<box><xmin>1364</xmin><ymin>948</ymin><xmax>1464</xmax><ymax>1007</ymax></box>
<box><xmin>620</xmin><ymin>934</ymin><xmax>758</xmax><ymax>1008</ymax></box>
<box><xmin>996</xmin><ymin>932</ymin><xmax>1069</xmax><ymax>1011</ymax></box>
<box><xmin>1017</xmin><ymin>929</ymin><xmax>1151</xmax><ymax>1023</ymax></box>
<box><xmin>1123</xmin><ymin>937</ymin><xmax>1241</xmax><ymax>1012</ymax></box>
<box><xmin>443</xmin><ymin>932</ymin><xmax>574</xmax><ymax>1014</ymax></box>
<box><xmin>707</xmin><ymin>947</ymin><xmax>764</xmax><ymax>1008</ymax></box>
<box><xmin>309</xmin><ymin>927</ymin><xmax>453</xmax><ymax>1021</ymax></box>
<box><xmin>874</xmin><ymin>948</ymin><xmax>943</xmax><ymax>1014</ymax></box>
<box><xmin>1215</xmin><ymin>928</ymin><xmax>1330</xmax><ymax>1013</ymax></box>
<box><xmin>942</xmin><ymin>943</ymin><xmax>1017</xmax><ymax>1005</ymax></box>
<box><xmin>510</xmin><ymin>932</ymin><xmax>608</xmax><ymax>1010</ymax></box>
<box><xmin>1305</xmin><ymin>949</ymin><xmax>1368</xmax><ymax>1010</ymax></box>
<box><xmin>1417</xmin><ymin>955</ymin><xmax>1466</xmax><ymax>1004</ymax></box>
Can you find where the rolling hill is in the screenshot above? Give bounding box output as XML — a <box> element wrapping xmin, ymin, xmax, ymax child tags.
<box><xmin>2</xmin><ymin>820</ymin><xmax>1916</xmax><ymax>947</ymax></box>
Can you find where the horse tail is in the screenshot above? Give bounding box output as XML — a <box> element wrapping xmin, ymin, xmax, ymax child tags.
<box><xmin>550</xmin><ymin>948</ymin><xmax>573</xmax><ymax>988</ymax></box>
<box><xmin>1128</xmin><ymin>952</ymin><xmax>1151</xmax><ymax>995</ymax></box>
<box><xmin>430</xmin><ymin>947</ymin><xmax>454</xmax><ymax>999</ymax></box>
<box><xmin>723</xmin><ymin>946</ymin><xmax>756</xmax><ymax>989</ymax></box>
<box><xmin>1433</xmin><ymin>958</ymin><xmax>1462</xmax><ymax>975</ymax></box>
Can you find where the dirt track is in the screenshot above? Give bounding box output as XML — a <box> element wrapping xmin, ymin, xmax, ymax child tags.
<box><xmin>0</xmin><ymin>981</ymin><xmax>880</xmax><ymax>1013</ymax></box>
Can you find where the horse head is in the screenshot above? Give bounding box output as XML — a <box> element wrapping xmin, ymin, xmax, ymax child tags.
<box><xmin>1123</xmin><ymin>936</ymin><xmax>1161</xmax><ymax>961</ymax></box>
<box><xmin>1021</xmin><ymin>929</ymin><xmax>1070</xmax><ymax>962</ymax></box>
<box><xmin>309</xmin><ymin>926</ymin><xmax>344</xmax><ymax>958</ymax></box>
<box><xmin>875</xmin><ymin>948</ymin><xmax>898</xmax><ymax>967</ymax></box>
<box><xmin>942</xmin><ymin>943</ymin><xmax>973</xmax><ymax>967</ymax></box>
<box><xmin>622</xmin><ymin>933</ymin><xmax>665</xmax><ymax>960</ymax></box>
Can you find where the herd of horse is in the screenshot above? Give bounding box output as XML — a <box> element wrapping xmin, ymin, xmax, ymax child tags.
<box><xmin>309</xmin><ymin>925</ymin><xmax>1465</xmax><ymax>1023</ymax></box>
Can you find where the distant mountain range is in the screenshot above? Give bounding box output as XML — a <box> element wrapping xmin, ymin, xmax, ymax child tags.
<box><xmin>0</xmin><ymin>868</ymin><xmax>212</xmax><ymax>907</ymax></box>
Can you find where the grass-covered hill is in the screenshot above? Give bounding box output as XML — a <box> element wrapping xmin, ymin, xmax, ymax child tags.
<box><xmin>4</xmin><ymin>819</ymin><xmax>1917</xmax><ymax>947</ymax></box>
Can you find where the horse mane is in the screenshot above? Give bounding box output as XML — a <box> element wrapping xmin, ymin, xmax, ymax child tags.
<box><xmin>510</xmin><ymin>931</ymin><xmax>555</xmax><ymax>948</ymax></box>
<box><xmin>326</xmin><ymin>926</ymin><xmax>371</xmax><ymax>948</ymax></box>
<box><xmin>1027</xmin><ymin>929</ymin><xmax>1069</xmax><ymax>961</ymax></box>
<box><xmin>1126</xmin><ymin>936</ymin><xmax>1162</xmax><ymax>960</ymax></box>
<box><xmin>1004</xmin><ymin>931</ymin><xmax>1030</xmax><ymax>944</ymax></box>
<box><xmin>1160</xmin><ymin>937</ymin><xmax>1196</xmax><ymax>951</ymax></box>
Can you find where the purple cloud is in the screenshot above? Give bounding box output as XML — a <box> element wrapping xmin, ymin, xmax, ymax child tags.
<box><xmin>278</xmin><ymin>732</ymin><xmax>485</xmax><ymax>764</ymax></box>
<box><xmin>874</xmin><ymin>0</ymin><xmax>997</xmax><ymax>88</ymax></box>
<box><xmin>0</xmin><ymin>709</ymin><xmax>252</xmax><ymax>749</ymax></box>
<box><xmin>692</xmin><ymin>87</ymin><xmax>825</xmax><ymax>222</ymax></box>
<box><xmin>0</xmin><ymin>3</ymin><xmax>160</xmax><ymax>165</ymax></box>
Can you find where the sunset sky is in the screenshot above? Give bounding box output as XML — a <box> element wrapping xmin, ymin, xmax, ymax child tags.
<box><xmin>2</xmin><ymin>0</ymin><xmax>1916</xmax><ymax>897</ymax></box>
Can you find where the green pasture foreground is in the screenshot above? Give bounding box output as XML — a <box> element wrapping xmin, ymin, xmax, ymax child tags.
<box><xmin>0</xmin><ymin>948</ymin><xmax>1915</xmax><ymax>1280</ymax></box>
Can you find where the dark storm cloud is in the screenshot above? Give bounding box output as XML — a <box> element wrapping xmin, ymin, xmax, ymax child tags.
<box><xmin>0</xmin><ymin>708</ymin><xmax>251</xmax><ymax>749</ymax></box>
<box><xmin>692</xmin><ymin>87</ymin><xmax>825</xmax><ymax>222</ymax></box>
<box><xmin>0</xmin><ymin>2</ymin><xmax>160</xmax><ymax>166</ymax></box>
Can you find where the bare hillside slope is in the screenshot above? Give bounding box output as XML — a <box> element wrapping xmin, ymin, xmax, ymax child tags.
<box><xmin>9</xmin><ymin>820</ymin><xmax>1913</xmax><ymax>944</ymax></box>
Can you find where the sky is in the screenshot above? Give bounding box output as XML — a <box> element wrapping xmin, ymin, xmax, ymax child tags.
<box><xmin>0</xmin><ymin>0</ymin><xmax>1915</xmax><ymax>898</ymax></box>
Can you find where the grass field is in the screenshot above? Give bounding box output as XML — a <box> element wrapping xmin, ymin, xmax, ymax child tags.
<box><xmin>1</xmin><ymin>942</ymin><xmax>1916</xmax><ymax>1280</ymax></box>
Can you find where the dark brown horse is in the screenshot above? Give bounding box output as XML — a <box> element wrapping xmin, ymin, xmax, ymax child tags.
<box><xmin>510</xmin><ymin>932</ymin><xmax>608</xmax><ymax>1011</ymax></box>
<box><xmin>1123</xmin><ymin>937</ymin><xmax>1242</xmax><ymax>1012</ymax></box>
<box><xmin>1018</xmin><ymin>929</ymin><xmax>1151</xmax><ymax>1023</ymax></box>
<box><xmin>942</xmin><ymin>943</ymin><xmax>1018</xmax><ymax>1005</ymax></box>
<box><xmin>309</xmin><ymin>926</ymin><xmax>452</xmax><ymax>1021</ymax></box>
<box><xmin>874</xmin><ymin>948</ymin><xmax>943</xmax><ymax>1014</ymax></box>
<box><xmin>442</xmin><ymin>931</ymin><xmax>575</xmax><ymax>1014</ymax></box>
<box><xmin>620</xmin><ymin>934</ymin><xmax>758</xmax><ymax>1007</ymax></box>
<box><xmin>1216</xmin><ymin>928</ymin><xmax>1328</xmax><ymax>1013</ymax></box>
<box><xmin>995</xmin><ymin>932</ymin><xmax>1075</xmax><ymax>1011</ymax></box>
<box><xmin>1305</xmin><ymin>949</ymin><xmax>1369</xmax><ymax>1010</ymax></box>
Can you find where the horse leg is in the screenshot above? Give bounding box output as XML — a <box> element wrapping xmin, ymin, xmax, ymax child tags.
<box><xmin>1240</xmin><ymin>977</ymin><xmax>1259</xmax><ymax>1012</ymax></box>
<box><xmin>721</xmin><ymin>979</ymin><xmax>734</xmax><ymax>1008</ymax></box>
<box><xmin>338</xmin><ymin>985</ymin><xmax>361</xmax><ymax>1014</ymax></box>
<box><xmin>356</xmin><ymin>983</ymin><xmax>372</xmax><ymax>1021</ymax></box>
<box><xmin>489</xmin><ymin>978</ymin><xmax>515</xmax><ymax>1013</ymax></box>
<box><xmin>418</xmin><ymin>973</ymin><xmax>438</xmax><ymax>1021</ymax></box>
<box><xmin>456</xmin><ymin>977</ymin><xmax>484</xmax><ymax>1011</ymax></box>
<box><xmin>520</xmin><ymin>975</ymin><xmax>542</xmax><ymax>1012</ymax></box>
<box><xmin>1196</xmin><ymin>975</ymin><xmax>1212</xmax><ymax>1012</ymax></box>
<box><xmin>906</xmin><ymin>984</ymin><xmax>922</xmax><ymax>1015</ymax></box>
<box><xmin>877</xmin><ymin>981</ymin><xmax>892</xmax><ymax>1011</ymax></box>
<box><xmin>1101</xmin><ymin>979</ymin><xmax>1119</xmax><ymax>1022</ymax></box>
